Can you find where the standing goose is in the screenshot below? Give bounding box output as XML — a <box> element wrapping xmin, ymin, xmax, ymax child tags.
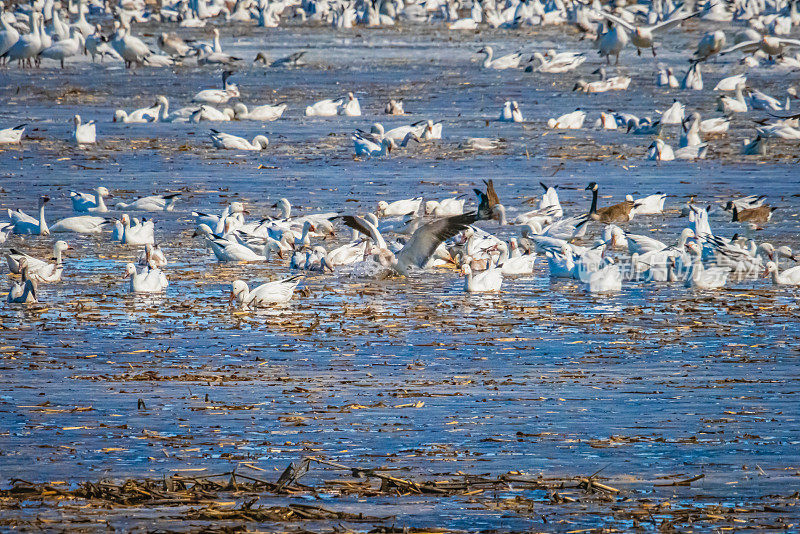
<box><xmin>7</xmin><ymin>258</ymin><xmax>37</xmax><ymax>304</ymax></box>
<box><xmin>230</xmin><ymin>276</ymin><xmax>302</xmax><ymax>309</ymax></box>
<box><xmin>763</xmin><ymin>262</ymin><xmax>800</xmax><ymax>286</ymax></box>
<box><xmin>137</xmin><ymin>243</ymin><xmax>168</xmax><ymax>268</ymax></box>
<box><xmin>72</xmin><ymin>115</ymin><xmax>96</xmax><ymax>144</ymax></box>
<box><xmin>596</xmin><ymin>20</ymin><xmax>629</xmax><ymax>65</ymax></box>
<box><xmin>585</xmin><ymin>182</ymin><xmax>635</xmax><ymax>223</ymax></box>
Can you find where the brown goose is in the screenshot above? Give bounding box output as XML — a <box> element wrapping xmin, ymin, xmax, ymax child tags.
<box><xmin>585</xmin><ymin>182</ymin><xmax>635</xmax><ymax>223</ymax></box>
<box><xmin>732</xmin><ymin>204</ymin><xmax>777</xmax><ymax>224</ymax></box>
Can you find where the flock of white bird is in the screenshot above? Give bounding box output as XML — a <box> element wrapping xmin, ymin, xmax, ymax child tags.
<box><xmin>2</xmin><ymin>0</ymin><xmax>800</xmax><ymax>305</ymax></box>
<box><xmin>1</xmin><ymin>178</ymin><xmax>797</xmax><ymax>307</ymax></box>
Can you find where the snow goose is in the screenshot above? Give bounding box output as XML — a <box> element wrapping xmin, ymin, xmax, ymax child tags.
<box><xmin>477</xmin><ymin>46</ymin><xmax>522</xmax><ymax>69</ymax></box>
<box><xmin>111</xmin><ymin>21</ymin><xmax>151</xmax><ymax>68</ymax></box>
<box><xmin>461</xmin><ymin>257</ymin><xmax>503</xmax><ymax>292</ymax></box>
<box><xmin>749</xmin><ymin>89</ymin><xmax>789</xmax><ymax>111</ymax></box>
<box><xmin>674</xmin><ymin>142</ymin><xmax>708</xmax><ymax>160</ymax></box>
<box><xmin>714</xmin><ymin>73</ymin><xmax>746</xmax><ymax>91</ymax></box>
<box><xmin>377</xmin><ymin>197</ymin><xmax>423</xmax><ymax>217</ymax></box>
<box><xmin>155</xmin><ymin>96</ymin><xmax>194</xmax><ymax>123</ymax></box>
<box><xmin>124</xmin><ymin>262</ymin><xmax>168</xmax><ymax>293</ymax></box>
<box><xmin>680</xmin><ymin>62</ymin><xmax>703</xmax><ymax>90</ymax></box>
<box><xmin>113</xmin><ymin>103</ymin><xmax>160</xmax><ymax>123</ymax></box>
<box><xmin>189</xmin><ymin>105</ymin><xmax>235</xmax><ymax>122</ymax></box>
<box><xmin>85</xmin><ymin>24</ymin><xmax>120</xmax><ymax>63</ymax></box>
<box><xmin>305</xmin><ymin>98</ymin><xmax>342</xmax><ymax>117</ymax></box>
<box><xmin>763</xmin><ymin>261</ymin><xmax>800</xmax><ymax>285</ymax></box>
<box><xmin>209</xmin><ymin>129</ymin><xmax>269</xmax><ymax>150</ymax></box>
<box><xmin>352</xmin><ymin>132</ymin><xmax>393</xmax><ymax>157</ymax></box>
<box><xmin>233</xmin><ymin>102</ymin><xmax>287</xmax><ymax>121</ymax></box>
<box><xmin>327</xmin><ymin>240</ymin><xmax>368</xmax><ymax>266</ymax></box>
<box><xmin>495</xmin><ymin>240</ymin><xmax>536</xmax><ymax>276</ymax></box>
<box><xmin>593</xmin><ymin>67</ymin><xmax>631</xmax><ymax>90</ymax></box>
<box><xmin>499</xmin><ymin>101</ymin><xmax>523</xmax><ymax>122</ymax></box>
<box><xmin>6</xmin><ymin>240</ymin><xmax>68</xmax><ymax>283</ymax></box>
<box><xmin>9</xmin><ymin>196</ymin><xmax>49</xmax><ymax>235</ymax></box>
<box><xmin>50</xmin><ymin>215</ymin><xmax>107</xmax><ymax>233</ymax></box>
<box><xmin>116</xmin><ymin>193</ymin><xmax>180</xmax><ymax>212</ymax></box>
<box><xmin>547</xmin><ymin>109</ymin><xmax>586</xmax><ymax>129</ymax></box>
<box><xmin>137</xmin><ymin>243</ymin><xmax>167</xmax><ymax>268</ymax></box>
<box><xmin>72</xmin><ymin>114</ymin><xmax>96</xmax><ymax>144</ymax></box>
<box><xmin>721</xmin><ymin>35</ymin><xmax>800</xmax><ymax>60</ymax></box>
<box><xmin>693</xmin><ymin>30</ymin><xmax>726</xmax><ymax>60</ymax></box>
<box><xmin>2</xmin><ymin>12</ymin><xmax>41</xmax><ymax>67</ymax></box>
<box><xmin>656</xmin><ymin>65</ymin><xmax>679</xmax><ymax>88</ymax></box>
<box><xmin>340</xmin><ymin>92</ymin><xmax>361</xmax><ymax>116</ymax></box>
<box><xmin>425</xmin><ymin>197</ymin><xmax>465</xmax><ymax>217</ymax></box>
<box><xmin>230</xmin><ymin>276</ymin><xmax>301</xmax><ymax>309</ymax></box>
<box><xmin>631</xmin><ymin>192</ymin><xmax>667</xmax><ymax>215</ymax></box>
<box><xmin>193</xmin><ymin>70</ymin><xmax>239</xmax><ymax>104</ymax></box>
<box><xmin>596</xmin><ymin>20</ymin><xmax>629</xmax><ymax>65</ymax></box>
<box><xmin>7</xmin><ymin>258</ymin><xmax>37</xmax><ymax>304</ymax></box>
<box><xmin>338</xmin><ymin>212</ymin><xmax>476</xmax><ymax>276</ymax></box>
<box><xmin>254</xmin><ymin>50</ymin><xmax>308</xmax><ymax>68</ymax></box>
<box><xmin>659</xmin><ymin>100</ymin><xmax>685</xmax><ymax>124</ymax></box>
<box><xmin>757</xmin><ymin>122</ymin><xmax>800</xmax><ymax>139</ymax></box>
<box><xmin>717</xmin><ymin>83</ymin><xmax>748</xmax><ymax>113</ymax></box>
<box><xmin>583</xmin><ymin>263</ymin><xmax>622</xmax><ymax>292</ymax></box>
<box><xmin>119</xmin><ymin>215</ymin><xmax>155</xmax><ymax>245</ymax></box>
<box><xmin>71</xmin><ymin>187</ymin><xmax>111</xmax><ymax>213</ymax></box>
<box><xmin>528</xmin><ymin>51</ymin><xmax>586</xmax><ymax>73</ymax></box>
<box><xmin>385</xmin><ymin>99</ymin><xmax>405</xmax><ymax>115</ymax></box>
<box><xmin>685</xmin><ymin>241</ymin><xmax>728</xmax><ymax>289</ymax></box>
<box><xmin>646</xmin><ymin>139</ymin><xmax>675</xmax><ymax>161</ymax></box>
<box><xmin>0</xmin><ymin>14</ymin><xmax>21</xmax><ymax>61</ymax></box>
<box><xmin>0</xmin><ymin>124</ymin><xmax>25</xmax><ymax>144</ymax></box>
<box><xmin>39</xmin><ymin>27</ymin><xmax>83</xmax><ymax>68</ymax></box>
<box><xmin>597</xmin><ymin>8</ymin><xmax>698</xmax><ymax>57</ymax></box>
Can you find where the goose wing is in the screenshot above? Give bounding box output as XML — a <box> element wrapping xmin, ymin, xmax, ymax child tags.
<box><xmin>596</xmin><ymin>10</ymin><xmax>636</xmax><ymax>31</ymax></box>
<box><xmin>396</xmin><ymin>212</ymin><xmax>477</xmax><ymax>270</ymax></box>
<box><xmin>649</xmin><ymin>10</ymin><xmax>700</xmax><ymax>32</ymax></box>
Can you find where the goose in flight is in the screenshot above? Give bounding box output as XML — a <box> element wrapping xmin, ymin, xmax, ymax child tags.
<box><xmin>721</xmin><ymin>35</ymin><xmax>800</xmax><ymax>59</ymax></box>
<box><xmin>337</xmin><ymin>212</ymin><xmax>476</xmax><ymax>276</ymax></box>
<box><xmin>596</xmin><ymin>9</ymin><xmax>699</xmax><ymax>57</ymax></box>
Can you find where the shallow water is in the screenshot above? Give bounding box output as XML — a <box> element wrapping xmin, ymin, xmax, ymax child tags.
<box><xmin>1</xmin><ymin>20</ymin><xmax>799</xmax><ymax>531</ymax></box>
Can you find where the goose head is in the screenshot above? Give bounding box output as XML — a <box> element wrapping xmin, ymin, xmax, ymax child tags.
<box><xmin>230</xmin><ymin>279</ymin><xmax>248</xmax><ymax>304</ymax></box>
<box><xmin>585</xmin><ymin>182</ymin><xmax>599</xmax><ymax>191</ymax></box>
<box><xmin>123</xmin><ymin>262</ymin><xmax>137</xmax><ymax>278</ymax></box>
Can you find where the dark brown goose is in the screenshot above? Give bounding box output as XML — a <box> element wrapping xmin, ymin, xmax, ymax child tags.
<box><xmin>732</xmin><ymin>204</ymin><xmax>777</xmax><ymax>224</ymax></box>
<box><xmin>585</xmin><ymin>182</ymin><xmax>635</xmax><ymax>223</ymax></box>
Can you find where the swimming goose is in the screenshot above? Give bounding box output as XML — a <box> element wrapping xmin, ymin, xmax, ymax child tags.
<box><xmin>6</xmin><ymin>240</ymin><xmax>69</xmax><ymax>283</ymax></box>
<box><xmin>155</xmin><ymin>96</ymin><xmax>195</xmax><ymax>123</ymax></box>
<box><xmin>137</xmin><ymin>243</ymin><xmax>167</xmax><ymax>268</ymax></box>
<box><xmin>597</xmin><ymin>8</ymin><xmax>698</xmax><ymax>57</ymax></box>
<box><xmin>72</xmin><ymin>114</ymin><xmax>96</xmax><ymax>144</ymax></box>
<box><xmin>119</xmin><ymin>214</ymin><xmax>155</xmax><ymax>245</ymax></box>
<box><xmin>9</xmin><ymin>196</ymin><xmax>49</xmax><ymax>235</ymax></box>
<box><xmin>585</xmin><ymin>182</ymin><xmax>635</xmax><ymax>223</ymax></box>
<box><xmin>230</xmin><ymin>276</ymin><xmax>301</xmax><ymax>309</ymax></box>
<box><xmin>732</xmin><ymin>204</ymin><xmax>776</xmax><ymax>225</ymax></box>
<box><xmin>547</xmin><ymin>109</ymin><xmax>586</xmax><ymax>129</ymax></box>
<box><xmin>461</xmin><ymin>257</ymin><xmax>503</xmax><ymax>292</ymax></box>
<box><xmin>339</xmin><ymin>212</ymin><xmax>476</xmax><ymax>276</ymax></box>
<box><xmin>353</xmin><ymin>132</ymin><xmax>393</xmax><ymax>157</ymax></box>
<box><xmin>340</xmin><ymin>92</ymin><xmax>361</xmax><ymax>116</ymax></box>
<box><xmin>124</xmin><ymin>262</ymin><xmax>168</xmax><ymax>293</ymax></box>
<box><xmin>494</xmin><ymin>240</ymin><xmax>536</xmax><ymax>276</ymax></box>
<box><xmin>763</xmin><ymin>261</ymin><xmax>800</xmax><ymax>285</ymax></box>
<box><xmin>685</xmin><ymin>241</ymin><xmax>728</xmax><ymax>290</ymax></box>
<box><xmin>189</xmin><ymin>105</ymin><xmax>235</xmax><ymax>122</ymax></box>
<box><xmin>50</xmin><ymin>215</ymin><xmax>108</xmax><ymax>233</ymax></box>
<box><xmin>208</xmin><ymin>235</ymin><xmax>272</xmax><ymax>262</ymax></box>
<box><xmin>305</xmin><ymin>98</ymin><xmax>342</xmax><ymax>117</ymax></box>
<box><xmin>499</xmin><ymin>101</ymin><xmax>523</xmax><ymax>122</ymax></box>
<box><xmin>71</xmin><ymin>187</ymin><xmax>111</xmax><ymax>213</ymax></box>
<box><xmin>0</xmin><ymin>123</ymin><xmax>25</xmax><ymax>144</ymax></box>
<box><xmin>7</xmin><ymin>258</ymin><xmax>37</xmax><ymax>304</ymax></box>
<box><xmin>113</xmin><ymin>103</ymin><xmax>160</xmax><ymax>123</ymax></box>
<box><xmin>377</xmin><ymin>197</ymin><xmax>423</xmax><ymax>217</ymax></box>
<box><xmin>193</xmin><ymin>70</ymin><xmax>239</xmax><ymax>104</ymax></box>
<box><xmin>714</xmin><ymin>73</ymin><xmax>747</xmax><ymax>91</ymax></box>
<box><xmin>209</xmin><ymin>129</ymin><xmax>269</xmax><ymax>150</ymax></box>
<box><xmin>116</xmin><ymin>193</ymin><xmax>180</xmax><ymax>212</ymax></box>
<box><xmin>233</xmin><ymin>102</ymin><xmax>287</xmax><ymax>121</ymax></box>
<box><xmin>718</xmin><ymin>83</ymin><xmax>748</xmax><ymax>113</ymax></box>
<box><xmin>477</xmin><ymin>46</ymin><xmax>522</xmax><ymax>69</ymax></box>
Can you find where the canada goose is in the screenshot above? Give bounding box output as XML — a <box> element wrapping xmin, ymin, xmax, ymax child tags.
<box><xmin>732</xmin><ymin>204</ymin><xmax>777</xmax><ymax>224</ymax></box>
<box><xmin>474</xmin><ymin>179</ymin><xmax>505</xmax><ymax>224</ymax></box>
<box><xmin>585</xmin><ymin>182</ymin><xmax>635</xmax><ymax>223</ymax></box>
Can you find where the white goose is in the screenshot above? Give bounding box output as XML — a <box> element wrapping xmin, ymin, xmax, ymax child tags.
<box><xmin>499</xmin><ymin>101</ymin><xmax>523</xmax><ymax>122</ymax></box>
<box><xmin>340</xmin><ymin>92</ymin><xmax>361</xmax><ymax>116</ymax></box>
<box><xmin>189</xmin><ymin>105</ymin><xmax>235</xmax><ymax>122</ymax></box>
<box><xmin>353</xmin><ymin>132</ymin><xmax>393</xmax><ymax>157</ymax></box>
<box><xmin>7</xmin><ymin>258</ymin><xmax>37</xmax><ymax>304</ymax></box>
<box><xmin>50</xmin><ymin>215</ymin><xmax>107</xmax><ymax>234</ymax></box>
<box><xmin>305</xmin><ymin>98</ymin><xmax>342</xmax><ymax>117</ymax></box>
<box><xmin>685</xmin><ymin>241</ymin><xmax>728</xmax><ymax>290</ymax></box>
<box><xmin>583</xmin><ymin>263</ymin><xmax>622</xmax><ymax>292</ymax></box>
<box><xmin>495</xmin><ymin>240</ymin><xmax>536</xmax><ymax>276</ymax></box>
<box><xmin>155</xmin><ymin>96</ymin><xmax>195</xmax><ymax>123</ymax></box>
<box><xmin>6</xmin><ymin>241</ymin><xmax>69</xmax><ymax>283</ymax></box>
<box><xmin>462</xmin><ymin>257</ymin><xmax>503</xmax><ymax>292</ymax></box>
<box><xmin>230</xmin><ymin>276</ymin><xmax>302</xmax><ymax>309</ymax></box>
<box><xmin>209</xmin><ymin>129</ymin><xmax>269</xmax><ymax>150</ymax></box>
<box><xmin>72</xmin><ymin>115</ymin><xmax>96</xmax><ymax>144</ymax></box>
<box><xmin>547</xmin><ymin>109</ymin><xmax>586</xmax><ymax>129</ymax></box>
<box><xmin>717</xmin><ymin>83</ymin><xmax>748</xmax><ymax>113</ymax></box>
<box><xmin>233</xmin><ymin>102</ymin><xmax>287</xmax><ymax>121</ymax></box>
<box><xmin>477</xmin><ymin>46</ymin><xmax>522</xmax><ymax>69</ymax></box>
<box><xmin>9</xmin><ymin>196</ymin><xmax>49</xmax><ymax>235</ymax></box>
<box><xmin>116</xmin><ymin>193</ymin><xmax>180</xmax><ymax>212</ymax></box>
<box><xmin>71</xmin><ymin>187</ymin><xmax>111</xmax><ymax>213</ymax></box>
<box><xmin>113</xmin><ymin>103</ymin><xmax>160</xmax><ymax>123</ymax></box>
<box><xmin>120</xmin><ymin>215</ymin><xmax>155</xmax><ymax>245</ymax></box>
<box><xmin>714</xmin><ymin>73</ymin><xmax>746</xmax><ymax>91</ymax></box>
<box><xmin>0</xmin><ymin>124</ymin><xmax>25</xmax><ymax>144</ymax></box>
<box><xmin>377</xmin><ymin>198</ymin><xmax>423</xmax><ymax>217</ymax></box>
<box><xmin>763</xmin><ymin>261</ymin><xmax>800</xmax><ymax>286</ymax></box>
<box><xmin>193</xmin><ymin>70</ymin><xmax>239</xmax><ymax>104</ymax></box>
<box><xmin>137</xmin><ymin>243</ymin><xmax>168</xmax><ymax>268</ymax></box>
<box><xmin>124</xmin><ymin>262</ymin><xmax>168</xmax><ymax>293</ymax></box>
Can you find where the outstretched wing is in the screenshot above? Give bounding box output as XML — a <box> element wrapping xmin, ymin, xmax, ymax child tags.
<box><xmin>396</xmin><ymin>212</ymin><xmax>477</xmax><ymax>269</ymax></box>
